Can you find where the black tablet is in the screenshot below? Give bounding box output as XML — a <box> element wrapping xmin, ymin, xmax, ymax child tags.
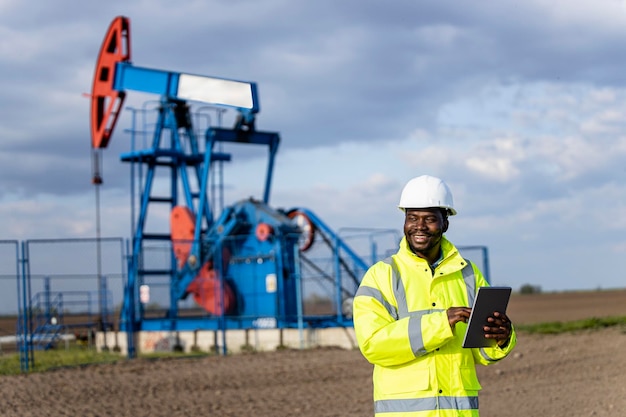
<box><xmin>462</xmin><ymin>286</ymin><xmax>512</xmax><ymax>348</ymax></box>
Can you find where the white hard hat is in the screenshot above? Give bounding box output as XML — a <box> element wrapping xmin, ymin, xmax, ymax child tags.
<box><xmin>398</xmin><ymin>175</ymin><xmax>457</xmax><ymax>216</ymax></box>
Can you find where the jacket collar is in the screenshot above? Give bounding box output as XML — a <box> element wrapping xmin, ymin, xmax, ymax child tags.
<box><xmin>399</xmin><ymin>235</ymin><xmax>459</xmax><ymax>264</ymax></box>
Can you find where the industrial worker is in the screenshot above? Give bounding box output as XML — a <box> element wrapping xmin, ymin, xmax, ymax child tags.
<box><xmin>353</xmin><ymin>175</ymin><xmax>516</xmax><ymax>416</ymax></box>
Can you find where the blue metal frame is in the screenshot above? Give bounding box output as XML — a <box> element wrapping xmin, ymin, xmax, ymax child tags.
<box><xmin>109</xmin><ymin>60</ymin><xmax>404</xmax><ymax>357</ymax></box>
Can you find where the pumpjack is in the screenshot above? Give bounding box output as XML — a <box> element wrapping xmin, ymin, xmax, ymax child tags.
<box><xmin>89</xmin><ymin>16</ymin><xmax>397</xmax><ymax>357</ymax></box>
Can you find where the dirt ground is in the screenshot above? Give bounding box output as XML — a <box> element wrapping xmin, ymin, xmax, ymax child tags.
<box><xmin>1</xmin><ymin>289</ymin><xmax>625</xmax><ymax>417</ymax></box>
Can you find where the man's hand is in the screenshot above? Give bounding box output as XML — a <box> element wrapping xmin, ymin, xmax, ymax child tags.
<box><xmin>483</xmin><ymin>311</ymin><xmax>512</xmax><ymax>347</ymax></box>
<box><xmin>447</xmin><ymin>307</ymin><xmax>472</xmax><ymax>328</ymax></box>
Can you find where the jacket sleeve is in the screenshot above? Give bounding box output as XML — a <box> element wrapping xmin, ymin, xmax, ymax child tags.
<box><xmin>472</xmin><ymin>327</ymin><xmax>517</xmax><ymax>365</ymax></box>
<box><xmin>353</xmin><ymin>262</ymin><xmax>454</xmax><ymax>367</ymax></box>
<box><xmin>470</xmin><ymin>263</ymin><xmax>517</xmax><ymax>365</ymax></box>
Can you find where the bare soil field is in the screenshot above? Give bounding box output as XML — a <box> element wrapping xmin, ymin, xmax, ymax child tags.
<box><xmin>1</xmin><ymin>289</ymin><xmax>625</xmax><ymax>417</ymax></box>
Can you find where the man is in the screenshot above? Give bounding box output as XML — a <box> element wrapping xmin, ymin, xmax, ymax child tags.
<box><xmin>353</xmin><ymin>175</ymin><xmax>516</xmax><ymax>417</ymax></box>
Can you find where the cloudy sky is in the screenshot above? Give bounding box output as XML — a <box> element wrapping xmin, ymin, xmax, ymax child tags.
<box><xmin>1</xmin><ymin>0</ymin><xmax>626</xmax><ymax>294</ymax></box>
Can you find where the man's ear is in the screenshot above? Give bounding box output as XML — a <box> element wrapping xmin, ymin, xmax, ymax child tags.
<box><xmin>442</xmin><ymin>218</ymin><xmax>449</xmax><ymax>233</ymax></box>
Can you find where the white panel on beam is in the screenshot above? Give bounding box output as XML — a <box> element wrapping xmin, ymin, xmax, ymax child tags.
<box><xmin>177</xmin><ymin>74</ymin><xmax>255</xmax><ymax>109</ymax></box>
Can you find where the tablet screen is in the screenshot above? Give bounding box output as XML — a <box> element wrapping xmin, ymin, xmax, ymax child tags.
<box><xmin>462</xmin><ymin>286</ymin><xmax>512</xmax><ymax>348</ymax></box>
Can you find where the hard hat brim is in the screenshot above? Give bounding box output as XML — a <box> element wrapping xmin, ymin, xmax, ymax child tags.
<box><xmin>398</xmin><ymin>206</ymin><xmax>457</xmax><ymax>216</ymax></box>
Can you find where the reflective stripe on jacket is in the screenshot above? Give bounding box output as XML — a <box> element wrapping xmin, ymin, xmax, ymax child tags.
<box><xmin>353</xmin><ymin>236</ymin><xmax>517</xmax><ymax>416</ymax></box>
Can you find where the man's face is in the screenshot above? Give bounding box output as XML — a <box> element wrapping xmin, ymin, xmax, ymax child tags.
<box><xmin>403</xmin><ymin>208</ymin><xmax>448</xmax><ymax>260</ymax></box>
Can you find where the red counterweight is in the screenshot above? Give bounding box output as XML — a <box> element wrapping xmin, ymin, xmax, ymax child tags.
<box><xmin>170</xmin><ymin>206</ymin><xmax>236</xmax><ymax>315</ymax></box>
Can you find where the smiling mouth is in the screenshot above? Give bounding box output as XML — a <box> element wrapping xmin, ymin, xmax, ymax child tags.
<box><xmin>412</xmin><ymin>234</ymin><xmax>429</xmax><ymax>242</ymax></box>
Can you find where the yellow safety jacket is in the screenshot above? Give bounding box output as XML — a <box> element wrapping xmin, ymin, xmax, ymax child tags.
<box><xmin>353</xmin><ymin>236</ymin><xmax>516</xmax><ymax>416</ymax></box>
